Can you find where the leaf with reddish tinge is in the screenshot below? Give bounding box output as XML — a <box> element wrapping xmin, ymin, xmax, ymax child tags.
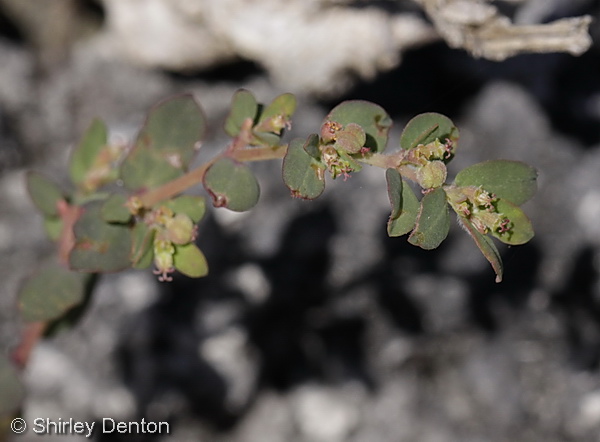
<box><xmin>386</xmin><ymin>169</ymin><xmax>419</xmax><ymax>237</ymax></box>
<box><xmin>408</xmin><ymin>187</ymin><xmax>450</xmax><ymax>249</ymax></box>
<box><xmin>325</xmin><ymin>101</ymin><xmax>392</xmax><ymax>153</ymax></box>
<box><xmin>283</xmin><ymin>138</ymin><xmax>326</xmax><ymax>200</ymax></box>
<box><xmin>458</xmin><ymin>217</ymin><xmax>504</xmax><ymax>283</ymax></box>
<box><xmin>225</xmin><ymin>89</ymin><xmax>259</xmax><ymax>137</ymax></box>
<box><xmin>203</xmin><ymin>158</ymin><xmax>260</xmax><ymax>212</ymax></box>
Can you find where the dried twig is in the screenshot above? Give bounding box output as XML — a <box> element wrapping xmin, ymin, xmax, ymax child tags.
<box><xmin>413</xmin><ymin>0</ymin><xmax>593</xmax><ymax>60</ymax></box>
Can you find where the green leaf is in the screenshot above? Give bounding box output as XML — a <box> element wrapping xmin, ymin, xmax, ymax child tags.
<box><xmin>69</xmin><ymin>201</ymin><xmax>132</xmax><ymax>272</ymax></box>
<box><xmin>163</xmin><ymin>195</ymin><xmax>206</xmax><ymax>223</ymax></box>
<box><xmin>203</xmin><ymin>158</ymin><xmax>260</xmax><ymax>212</ymax></box>
<box><xmin>454</xmin><ymin>160</ymin><xmax>537</xmax><ymax>205</ymax></box>
<box><xmin>43</xmin><ymin>216</ymin><xmax>63</xmax><ymax>241</ymax></box>
<box><xmin>400</xmin><ymin>113</ymin><xmax>458</xmax><ymax>150</ymax></box>
<box><xmin>408</xmin><ymin>187</ymin><xmax>450</xmax><ymax>249</ymax></box>
<box><xmin>130</xmin><ymin>222</ymin><xmax>154</xmax><ymax>269</ymax></box>
<box><xmin>0</xmin><ymin>355</ymin><xmax>24</xmax><ymax>416</ymax></box>
<box><xmin>325</xmin><ymin>101</ymin><xmax>392</xmax><ymax>153</ymax></box>
<box><xmin>120</xmin><ymin>148</ymin><xmax>183</xmax><ymax>191</ymax></box>
<box><xmin>120</xmin><ymin>94</ymin><xmax>206</xmax><ymax>191</ymax></box>
<box><xmin>26</xmin><ymin>171</ymin><xmax>64</xmax><ymax>217</ymax></box>
<box><xmin>386</xmin><ymin>169</ymin><xmax>419</xmax><ymax>237</ymax></box>
<box><xmin>303</xmin><ymin>133</ymin><xmax>321</xmax><ymax>159</ymax></box>
<box><xmin>101</xmin><ymin>194</ymin><xmax>131</xmax><ymax>223</ymax></box>
<box><xmin>490</xmin><ymin>198</ymin><xmax>534</xmax><ymax>245</ymax></box>
<box><xmin>69</xmin><ymin>118</ymin><xmax>109</xmax><ymax>189</ymax></box>
<box><xmin>18</xmin><ymin>261</ymin><xmax>89</xmax><ymax>322</ymax></box>
<box><xmin>174</xmin><ymin>243</ymin><xmax>208</xmax><ymax>278</ymax></box>
<box><xmin>283</xmin><ymin>138</ymin><xmax>326</xmax><ymax>200</ymax></box>
<box><xmin>225</xmin><ymin>89</ymin><xmax>259</xmax><ymax>137</ymax></box>
<box><xmin>137</xmin><ymin>94</ymin><xmax>206</xmax><ymax>166</ymax></box>
<box><xmin>458</xmin><ymin>217</ymin><xmax>504</xmax><ymax>283</ymax></box>
<box><xmin>254</xmin><ymin>93</ymin><xmax>297</xmax><ymax>134</ymax></box>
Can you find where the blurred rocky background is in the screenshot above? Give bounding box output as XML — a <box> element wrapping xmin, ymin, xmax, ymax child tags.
<box><xmin>1</xmin><ymin>0</ymin><xmax>600</xmax><ymax>440</ymax></box>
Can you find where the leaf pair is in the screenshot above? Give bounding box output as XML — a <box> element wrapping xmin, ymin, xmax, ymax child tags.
<box><xmin>386</xmin><ymin>169</ymin><xmax>449</xmax><ymax>249</ymax></box>
<box><xmin>225</xmin><ymin>89</ymin><xmax>297</xmax><ymax>146</ymax></box>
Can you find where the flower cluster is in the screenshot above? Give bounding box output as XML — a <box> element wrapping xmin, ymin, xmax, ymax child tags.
<box><xmin>446</xmin><ymin>186</ymin><xmax>513</xmax><ymax>236</ymax></box>
<box><xmin>318</xmin><ymin>121</ymin><xmax>366</xmax><ymax>180</ymax></box>
<box><xmin>145</xmin><ymin>206</ymin><xmax>197</xmax><ymax>281</ymax></box>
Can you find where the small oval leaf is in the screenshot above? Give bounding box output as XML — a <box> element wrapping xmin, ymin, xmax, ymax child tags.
<box><xmin>283</xmin><ymin>138</ymin><xmax>326</xmax><ymax>200</ymax></box>
<box><xmin>225</xmin><ymin>89</ymin><xmax>259</xmax><ymax>137</ymax></box>
<box><xmin>26</xmin><ymin>171</ymin><xmax>64</xmax><ymax>217</ymax></box>
<box><xmin>386</xmin><ymin>169</ymin><xmax>420</xmax><ymax>237</ymax></box>
<box><xmin>69</xmin><ymin>201</ymin><xmax>132</xmax><ymax>272</ymax></box>
<box><xmin>254</xmin><ymin>93</ymin><xmax>297</xmax><ymax>134</ymax></box>
<box><xmin>454</xmin><ymin>160</ymin><xmax>537</xmax><ymax>205</ymax></box>
<box><xmin>400</xmin><ymin>113</ymin><xmax>458</xmax><ymax>151</ymax></box>
<box><xmin>490</xmin><ymin>198</ymin><xmax>534</xmax><ymax>245</ymax></box>
<box><xmin>18</xmin><ymin>261</ymin><xmax>88</xmax><ymax>322</ymax></box>
<box><xmin>408</xmin><ymin>187</ymin><xmax>450</xmax><ymax>249</ymax></box>
<box><xmin>326</xmin><ymin>101</ymin><xmax>392</xmax><ymax>153</ymax></box>
<box><xmin>120</xmin><ymin>94</ymin><xmax>206</xmax><ymax>191</ymax></box>
<box><xmin>203</xmin><ymin>158</ymin><xmax>260</xmax><ymax>212</ymax></box>
<box><xmin>174</xmin><ymin>243</ymin><xmax>208</xmax><ymax>278</ymax></box>
<box><xmin>69</xmin><ymin>118</ymin><xmax>110</xmax><ymax>190</ymax></box>
<box><xmin>163</xmin><ymin>195</ymin><xmax>206</xmax><ymax>223</ymax></box>
<box><xmin>101</xmin><ymin>194</ymin><xmax>131</xmax><ymax>223</ymax></box>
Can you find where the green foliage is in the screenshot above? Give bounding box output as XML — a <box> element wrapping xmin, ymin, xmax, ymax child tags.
<box><xmin>173</xmin><ymin>243</ymin><xmax>208</xmax><ymax>278</ymax></box>
<box><xmin>203</xmin><ymin>157</ymin><xmax>260</xmax><ymax>212</ymax></box>
<box><xmin>163</xmin><ymin>195</ymin><xmax>206</xmax><ymax>224</ymax></box>
<box><xmin>12</xmin><ymin>89</ymin><xmax>540</xmax><ymax>423</ymax></box>
<box><xmin>131</xmin><ymin>222</ymin><xmax>154</xmax><ymax>269</ymax></box>
<box><xmin>225</xmin><ymin>89</ymin><xmax>259</xmax><ymax>137</ymax></box>
<box><xmin>408</xmin><ymin>187</ymin><xmax>450</xmax><ymax>250</ymax></box>
<box><xmin>101</xmin><ymin>194</ymin><xmax>131</xmax><ymax>223</ymax></box>
<box><xmin>0</xmin><ymin>355</ymin><xmax>24</xmax><ymax>416</ymax></box>
<box><xmin>120</xmin><ymin>94</ymin><xmax>206</xmax><ymax>190</ymax></box>
<box><xmin>225</xmin><ymin>90</ymin><xmax>296</xmax><ymax>146</ymax></box>
<box><xmin>400</xmin><ymin>112</ymin><xmax>458</xmax><ymax>151</ymax></box>
<box><xmin>23</xmin><ymin>89</ymin><xmax>538</xmax><ymax>292</ymax></box>
<box><xmin>454</xmin><ymin>160</ymin><xmax>537</xmax><ymax>205</ymax></box>
<box><xmin>69</xmin><ymin>201</ymin><xmax>132</xmax><ymax>272</ymax></box>
<box><xmin>386</xmin><ymin>169</ymin><xmax>419</xmax><ymax>237</ymax></box>
<box><xmin>15</xmin><ymin>91</ymin><xmax>539</xmax><ymax>420</ymax></box>
<box><xmin>26</xmin><ymin>171</ymin><xmax>64</xmax><ymax>217</ymax></box>
<box><xmin>325</xmin><ymin>101</ymin><xmax>392</xmax><ymax>153</ymax></box>
<box><xmin>69</xmin><ymin>119</ymin><xmax>113</xmax><ymax>193</ymax></box>
<box><xmin>283</xmin><ymin>137</ymin><xmax>326</xmax><ymax>199</ymax></box>
<box><xmin>18</xmin><ymin>260</ymin><xmax>90</xmax><ymax>322</ymax></box>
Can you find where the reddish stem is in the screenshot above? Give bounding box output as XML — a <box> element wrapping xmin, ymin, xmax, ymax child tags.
<box><xmin>12</xmin><ymin>322</ymin><xmax>46</xmax><ymax>369</ymax></box>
